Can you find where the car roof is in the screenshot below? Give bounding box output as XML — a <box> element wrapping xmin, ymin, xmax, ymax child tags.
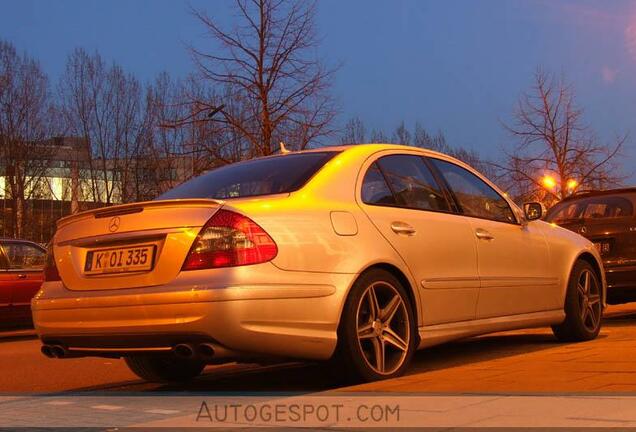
<box><xmin>220</xmin><ymin>143</ymin><xmax>459</xmax><ymax>170</ymax></box>
<box><xmin>559</xmin><ymin>187</ymin><xmax>636</xmax><ymax>203</ymax></box>
<box><xmin>304</xmin><ymin>143</ymin><xmax>449</xmax><ymax>156</ymax></box>
<box><xmin>269</xmin><ymin>142</ymin><xmax>448</xmax><ymax>154</ymax></box>
<box><xmin>284</xmin><ymin>143</ymin><xmax>462</xmax><ymax>165</ymax></box>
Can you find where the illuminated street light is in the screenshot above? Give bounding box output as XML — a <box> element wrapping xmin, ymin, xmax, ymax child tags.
<box><xmin>566</xmin><ymin>179</ymin><xmax>578</xmax><ymax>190</ymax></box>
<box><xmin>542</xmin><ymin>175</ymin><xmax>557</xmax><ymax>190</ymax></box>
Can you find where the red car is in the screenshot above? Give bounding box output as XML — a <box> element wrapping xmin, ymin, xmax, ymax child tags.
<box><xmin>0</xmin><ymin>239</ymin><xmax>46</xmax><ymax>328</ymax></box>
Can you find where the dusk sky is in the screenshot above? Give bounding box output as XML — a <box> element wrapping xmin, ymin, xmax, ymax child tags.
<box><xmin>2</xmin><ymin>0</ymin><xmax>636</xmax><ymax>178</ymax></box>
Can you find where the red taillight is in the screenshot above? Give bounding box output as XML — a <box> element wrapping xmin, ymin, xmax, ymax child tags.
<box><xmin>182</xmin><ymin>209</ymin><xmax>278</xmax><ymax>271</ymax></box>
<box><xmin>43</xmin><ymin>247</ymin><xmax>61</xmax><ymax>281</ymax></box>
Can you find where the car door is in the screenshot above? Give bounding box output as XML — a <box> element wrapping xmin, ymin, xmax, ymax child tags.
<box><xmin>429</xmin><ymin>158</ymin><xmax>559</xmax><ymax>319</ymax></box>
<box><xmin>1</xmin><ymin>241</ymin><xmax>46</xmax><ymax>324</ymax></box>
<box><xmin>0</xmin><ymin>247</ymin><xmax>13</xmax><ymax>324</ymax></box>
<box><xmin>359</xmin><ymin>152</ymin><xmax>480</xmax><ymax>325</ymax></box>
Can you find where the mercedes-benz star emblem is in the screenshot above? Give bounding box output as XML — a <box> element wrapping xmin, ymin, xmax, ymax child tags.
<box><xmin>580</xmin><ymin>226</ymin><xmax>587</xmax><ymax>234</ymax></box>
<box><xmin>108</xmin><ymin>216</ymin><xmax>121</xmax><ymax>233</ymax></box>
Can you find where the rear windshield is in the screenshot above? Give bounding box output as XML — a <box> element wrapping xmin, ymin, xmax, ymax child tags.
<box><xmin>157</xmin><ymin>152</ymin><xmax>338</xmax><ymax>200</ymax></box>
<box><xmin>545</xmin><ymin>194</ymin><xmax>636</xmax><ymax>223</ymax></box>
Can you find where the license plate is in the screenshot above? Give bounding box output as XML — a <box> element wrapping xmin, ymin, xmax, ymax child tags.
<box><xmin>84</xmin><ymin>245</ymin><xmax>156</xmax><ymax>275</ymax></box>
<box><xmin>594</xmin><ymin>241</ymin><xmax>611</xmax><ymax>255</ymax></box>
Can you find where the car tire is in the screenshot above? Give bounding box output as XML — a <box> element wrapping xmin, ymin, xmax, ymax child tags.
<box><xmin>334</xmin><ymin>269</ymin><xmax>417</xmax><ymax>382</ymax></box>
<box><xmin>552</xmin><ymin>260</ymin><xmax>602</xmax><ymax>342</ymax></box>
<box><xmin>125</xmin><ymin>355</ymin><xmax>206</xmax><ymax>383</ymax></box>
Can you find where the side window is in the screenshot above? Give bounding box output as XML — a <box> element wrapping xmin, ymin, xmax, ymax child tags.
<box><xmin>2</xmin><ymin>243</ymin><xmax>46</xmax><ymax>270</ymax></box>
<box><xmin>547</xmin><ymin>202</ymin><xmax>583</xmax><ymax>223</ymax></box>
<box><xmin>582</xmin><ymin>197</ymin><xmax>634</xmax><ymax>219</ymax></box>
<box><xmin>361</xmin><ymin>163</ymin><xmax>396</xmax><ymax>205</ymax></box>
<box><xmin>431</xmin><ymin>158</ymin><xmax>516</xmax><ymax>224</ymax></box>
<box><xmin>362</xmin><ymin>154</ymin><xmax>450</xmax><ymax>212</ymax></box>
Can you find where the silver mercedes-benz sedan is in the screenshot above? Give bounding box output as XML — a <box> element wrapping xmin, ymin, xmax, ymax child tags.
<box><xmin>33</xmin><ymin>144</ymin><xmax>605</xmax><ymax>383</ymax></box>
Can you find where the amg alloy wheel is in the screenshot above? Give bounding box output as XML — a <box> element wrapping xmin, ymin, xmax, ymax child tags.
<box><xmin>356</xmin><ymin>282</ymin><xmax>410</xmax><ymax>375</ymax></box>
<box><xmin>336</xmin><ymin>269</ymin><xmax>416</xmax><ymax>382</ymax></box>
<box><xmin>552</xmin><ymin>260</ymin><xmax>602</xmax><ymax>342</ymax></box>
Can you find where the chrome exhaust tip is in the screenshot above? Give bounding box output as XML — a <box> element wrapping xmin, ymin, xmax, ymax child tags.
<box><xmin>50</xmin><ymin>345</ymin><xmax>66</xmax><ymax>358</ymax></box>
<box><xmin>197</xmin><ymin>343</ymin><xmax>216</xmax><ymax>360</ymax></box>
<box><xmin>41</xmin><ymin>345</ymin><xmax>55</xmax><ymax>358</ymax></box>
<box><xmin>173</xmin><ymin>343</ymin><xmax>195</xmax><ymax>359</ymax></box>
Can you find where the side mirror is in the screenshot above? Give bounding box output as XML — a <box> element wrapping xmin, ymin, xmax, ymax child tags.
<box><xmin>523</xmin><ymin>202</ymin><xmax>544</xmax><ymax>221</ymax></box>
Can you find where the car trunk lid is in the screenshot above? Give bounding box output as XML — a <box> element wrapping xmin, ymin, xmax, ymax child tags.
<box><xmin>52</xmin><ymin>199</ymin><xmax>222</xmax><ymax>291</ymax></box>
<box><xmin>580</xmin><ymin>217</ymin><xmax>636</xmax><ymax>263</ymax></box>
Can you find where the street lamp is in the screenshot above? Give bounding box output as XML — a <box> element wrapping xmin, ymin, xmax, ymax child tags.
<box><xmin>540</xmin><ymin>174</ymin><xmax>579</xmax><ymax>197</ymax></box>
<box><xmin>566</xmin><ymin>178</ymin><xmax>578</xmax><ymax>191</ymax></box>
<box><xmin>541</xmin><ymin>175</ymin><xmax>557</xmax><ymax>190</ymax></box>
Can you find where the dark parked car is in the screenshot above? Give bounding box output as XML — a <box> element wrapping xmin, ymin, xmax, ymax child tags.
<box><xmin>545</xmin><ymin>188</ymin><xmax>636</xmax><ymax>304</ymax></box>
<box><xmin>0</xmin><ymin>239</ymin><xmax>46</xmax><ymax>328</ymax></box>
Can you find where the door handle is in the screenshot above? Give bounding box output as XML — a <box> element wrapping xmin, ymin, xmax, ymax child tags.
<box><xmin>391</xmin><ymin>222</ymin><xmax>416</xmax><ymax>236</ymax></box>
<box><xmin>17</xmin><ymin>274</ymin><xmax>27</xmax><ymax>279</ymax></box>
<box><xmin>475</xmin><ymin>228</ymin><xmax>495</xmax><ymax>240</ymax></box>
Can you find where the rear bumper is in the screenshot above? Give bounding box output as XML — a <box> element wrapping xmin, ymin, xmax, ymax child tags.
<box><xmin>605</xmin><ymin>264</ymin><xmax>636</xmax><ymax>290</ymax></box>
<box><xmin>604</xmin><ymin>263</ymin><xmax>636</xmax><ymax>302</ymax></box>
<box><xmin>32</xmin><ymin>271</ymin><xmax>354</xmax><ymax>361</ymax></box>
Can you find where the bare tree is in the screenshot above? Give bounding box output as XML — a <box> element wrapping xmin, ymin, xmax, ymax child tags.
<box><xmin>184</xmin><ymin>0</ymin><xmax>338</xmax><ymax>156</ymax></box>
<box><xmin>0</xmin><ymin>40</ymin><xmax>56</xmax><ymax>238</ymax></box>
<box><xmin>369</xmin><ymin>128</ymin><xmax>389</xmax><ymax>143</ymax></box>
<box><xmin>337</xmin><ymin>118</ymin><xmax>493</xmax><ymax>177</ymax></box>
<box><xmin>340</xmin><ymin>117</ymin><xmax>366</xmax><ymax>144</ymax></box>
<box><xmin>109</xmin><ymin>64</ymin><xmax>145</xmax><ymax>203</ymax></box>
<box><xmin>411</xmin><ymin>123</ymin><xmax>493</xmax><ymax>176</ymax></box>
<box><xmin>495</xmin><ymin>70</ymin><xmax>627</xmax><ymax>205</ymax></box>
<box><xmin>392</xmin><ymin>121</ymin><xmax>411</xmax><ymax>145</ymax></box>
<box><xmin>58</xmin><ymin>48</ymin><xmax>146</xmax><ymax>204</ymax></box>
<box><xmin>413</xmin><ymin>123</ymin><xmax>446</xmax><ymax>151</ymax></box>
<box><xmin>139</xmin><ymin>73</ymin><xmax>215</xmax><ymax>198</ymax></box>
<box><xmin>139</xmin><ymin>72</ymin><xmax>186</xmax><ymax>198</ymax></box>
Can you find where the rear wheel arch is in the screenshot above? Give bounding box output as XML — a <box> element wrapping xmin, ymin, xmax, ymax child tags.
<box><xmin>331</xmin><ymin>263</ymin><xmax>419</xmax><ymax>381</ymax></box>
<box><xmin>341</xmin><ymin>263</ymin><xmax>421</xmax><ymax>329</ymax></box>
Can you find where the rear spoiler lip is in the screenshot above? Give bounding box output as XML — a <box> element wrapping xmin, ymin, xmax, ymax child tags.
<box><xmin>56</xmin><ymin>198</ymin><xmax>225</xmax><ymax>229</ymax></box>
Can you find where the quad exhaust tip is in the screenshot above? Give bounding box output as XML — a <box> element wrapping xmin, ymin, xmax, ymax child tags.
<box><xmin>197</xmin><ymin>343</ymin><xmax>216</xmax><ymax>359</ymax></box>
<box><xmin>173</xmin><ymin>343</ymin><xmax>195</xmax><ymax>359</ymax></box>
<box><xmin>41</xmin><ymin>344</ymin><xmax>67</xmax><ymax>358</ymax></box>
<box><xmin>41</xmin><ymin>342</ymin><xmax>218</xmax><ymax>360</ymax></box>
<box><xmin>41</xmin><ymin>345</ymin><xmax>54</xmax><ymax>358</ymax></box>
<box><xmin>173</xmin><ymin>343</ymin><xmax>216</xmax><ymax>360</ymax></box>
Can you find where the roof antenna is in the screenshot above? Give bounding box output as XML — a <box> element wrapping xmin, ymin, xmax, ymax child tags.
<box><xmin>279</xmin><ymin>141</ymin><xmax>290</xmax><ymax>154</ymax></box>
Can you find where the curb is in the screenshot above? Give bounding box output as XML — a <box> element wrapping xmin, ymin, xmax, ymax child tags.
<box><xmin>0</xmin><ymin>329</ymin><xmax>37</xmax><ymax>341</ymax></box>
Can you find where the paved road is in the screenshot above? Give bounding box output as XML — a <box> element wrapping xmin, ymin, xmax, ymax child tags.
<box><xmin>3</xmin><ymin>304</ymin><xmax>636</xmax><ymax>394</ymax></box>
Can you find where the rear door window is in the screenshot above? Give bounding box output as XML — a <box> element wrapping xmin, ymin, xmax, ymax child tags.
<box><xmin>362</xmin><ymin>154</ymin><xmax>450</xmax><ymax>212</ymax></box>
<box><xmin>1</xmin><ymin>243</ymin><xmax>46</xmax><ymax>271</ymax></box>
<box><xmin>361</xmin><ymin>163</ymin><xmax>396</xmax><ymax>205</ymax></box>
<box><xmin>158</xmin><ymin>152</ymin><xmax>339</xmax><ymax>200</ymax></box>
<box><xmin>0</xmin><ymin>247</ymin><xmax>8</xmax><ymax>269</ymax></box>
